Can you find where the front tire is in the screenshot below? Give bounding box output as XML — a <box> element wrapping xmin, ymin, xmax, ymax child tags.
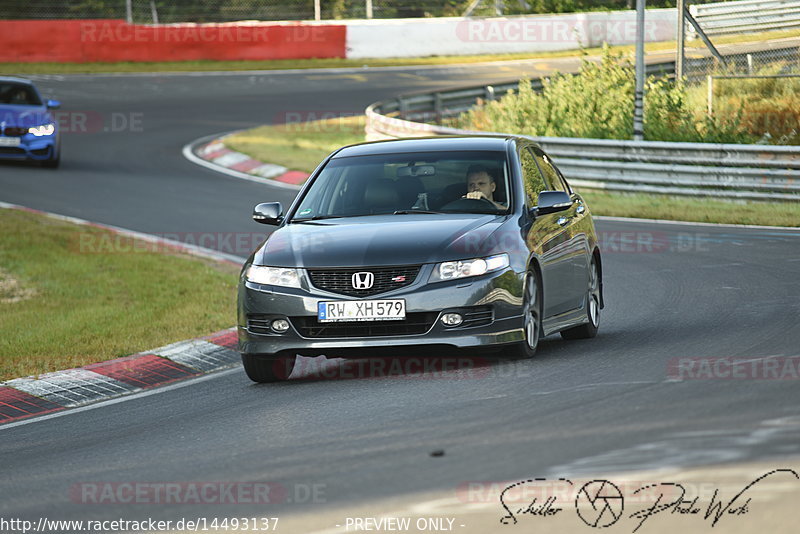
<box><xmin>506</xmin><ymin>271</ymin><xmax>541</xmax><ymax>359</ymax></box>
<box><xmin>41</xmin><ymin>152</ymin><xmax>60</xmax><ymax>169</ymax></box>
<box><xmin>242</xmin><ymin>352</ymin><xmax>295</xmax><ymax>383</ymax></box>
<box><xmin>561</xmin><ymin>257</ymin><xmax>600</xmax><ymax>340</ymax></box>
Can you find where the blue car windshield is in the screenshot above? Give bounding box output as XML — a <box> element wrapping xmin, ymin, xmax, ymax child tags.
<box><xmin>292</xmin><ymin>151</ymin><xmax>511</xmax><ymax>220</ymax></box>
<box><xmin>0</xmin><ymin>83</ymin><xmax>42</xmax><ymax>106</ymax></box>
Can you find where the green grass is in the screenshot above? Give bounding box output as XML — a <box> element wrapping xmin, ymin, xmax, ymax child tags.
<box><xmin>3</xmin><ymin>28</ymin><xmax>798</xmax><ymax>74</ymax></box>
<box><xmin>581</xmin><ymin>191</ymin><xmax>800</xmax><ymax>227</ymax></box>
<box><xmin>224</xmin><ymin>116</ymin><xmax>367</xmax><ymax>173</ymax></box>
<box><xmin>0</xmin><ymin>208</ymin><xmax>240</xmax><ymax>381</ymax></box>
<box><xmin>224</xmin><ymin>116</ymin><xmax>800</xmax><ymax>227</ymax></box>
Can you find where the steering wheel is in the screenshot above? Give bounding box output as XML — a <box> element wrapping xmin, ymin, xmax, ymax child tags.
<box><xmin>440</xmin><ymin>196</ymin><xmax>495</xmax><ymax>210</ymax></box>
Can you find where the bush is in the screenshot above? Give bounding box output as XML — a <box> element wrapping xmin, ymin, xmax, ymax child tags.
<box><xmin>456</xmin><ymin>45</ymin><xmax>794</xmax><ymax>145</ymax></box>
<box><xmin>705</xmin><ymin>66</ymin><xmax>800</xmax><ymax>144</ymax></box>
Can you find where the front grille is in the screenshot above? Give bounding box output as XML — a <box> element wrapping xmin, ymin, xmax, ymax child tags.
<box><xmin>292</xmin><ymin>312</ymin><xmax>437</xmax><ymax>338</ymax></box>
<box><xmin>0</xmin><ymin>147</ymin><xmax>24</xmax><ymax>155</ymax></box>
<box><xmin>308</xmin><ymin>265</ymin><xmax>421</xmax><ymax>297</ymax></box>
<box><xmin>2</xmin><ymin>127</ymin><xmax>26</xmax><ymax>137</ymax></box>
<box><xmin>460</xmin><ymin>306</ymin><xmax>494</xmax><ymax>328</ymax></box>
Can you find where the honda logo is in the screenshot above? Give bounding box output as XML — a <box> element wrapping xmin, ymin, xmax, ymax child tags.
<box><xmin>351</xmin><ymin>271</ymin><xmax>374</xmax><ymax>290</ymax></box>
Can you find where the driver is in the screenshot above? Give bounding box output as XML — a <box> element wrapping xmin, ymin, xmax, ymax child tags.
<box><xmin>464</xmin><ymin>165</ymin><xmax>506</xmax><ymax>209</ymax></box>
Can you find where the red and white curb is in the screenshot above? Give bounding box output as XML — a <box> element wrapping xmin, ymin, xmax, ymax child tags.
<box><xmin>0</xmin><ymin>202</ymin><xmax>244</xmax><ymax>426</ymax></box>
<box><xmin>185</xmin><ymin>133</ymin><xmax>309</xmax><ymax>189</ymax></box>
<box><xmin>0</xmin><ymin>329</ymin><xmax>239</xmax><ymax>425</ymax></box>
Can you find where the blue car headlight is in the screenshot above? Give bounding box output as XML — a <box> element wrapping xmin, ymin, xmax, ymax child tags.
<box><xmin>28</xmin><ymin>124</ymin><xmax>56</xmax><ymax>137</ymax></box>
<box><xmin>430</xmin><ymin>253</ymin><xmax>509</xmax><ymax>282</ymax></box>
<box><xmin>246</xmin><ymin>265</ymin><xmax>302</xmax><ymax>288</ymax></box>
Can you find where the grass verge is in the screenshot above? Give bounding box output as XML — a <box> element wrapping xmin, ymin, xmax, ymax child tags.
<box><xmin>223</xmin><ymin>116</ymin><xmax>800</xmax><ymax>227</ymax></box>
<box><xmin>0</xmin><ymin>208</ymin><xmax>239</xmax><ymax>381</ymax></box>
<box><xmin>579</xmin><ymin>191</ymin><xmax>800</xmax><ymax>227</ymax></box>
<box><xmin>3</xmin><ymin>28</ymin><xmax>798</xmax><ymax>74</ymax></box>
<box><xmin>223</xmin><ymin>115</ymin><xmax>367</xmax><ymax>173</ymax></box>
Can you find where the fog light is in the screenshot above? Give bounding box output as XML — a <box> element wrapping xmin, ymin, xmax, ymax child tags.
<box><xmin>271</xmin><ymin>319</ymin><xmax>290</xmax><ymax>333</ymax></box>
<box><xmin>441</xmin><ymin>313</ymin><xmax>463</xmax><ymax>327</ymax></box>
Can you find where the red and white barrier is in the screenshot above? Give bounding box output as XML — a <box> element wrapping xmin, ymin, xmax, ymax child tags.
<box><xmin>345</xmin><ymin>9</ymin><xmax>677</xmax><ymax>59</ymax></box>
<box><xmin>1</xmin><ymin>9</ymin><xmax>676</xmax><ymax>63</ymax></box>
<box><xmin>0</xmin><ymin>19</ymin><xmax>347</xmax><ymax>63</ymax></box>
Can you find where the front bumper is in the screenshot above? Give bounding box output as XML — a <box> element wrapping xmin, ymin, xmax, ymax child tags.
<box><xmin>238</xmin><ymin>266</ymin><xmax>525</xmax><ymax>356</ymax></box>
<box><xmin>0</xmin><ymin>135</ymin><xmax>57</xmax><ymax>162</ymax></box>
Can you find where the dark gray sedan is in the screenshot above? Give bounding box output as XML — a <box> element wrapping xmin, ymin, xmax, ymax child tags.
<box><xmin>238</xmin><ymin>136</ymin><xmax>603</xmax><ymax>382</ymax></box>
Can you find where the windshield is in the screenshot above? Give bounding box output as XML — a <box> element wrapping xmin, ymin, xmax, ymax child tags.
<box><xmin>0</xmin><ymin>83</ymin><xmax>42</xmax><ymax>106</ymax></box>
<box><xmin>291</xmin><ymin>150</ymin><xmax>511</xmax><ymax>221</ymax></box>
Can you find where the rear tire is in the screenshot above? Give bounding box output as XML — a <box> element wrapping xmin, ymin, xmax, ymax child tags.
<box><xmin>506</xmin><ymin>271</ymin><xmax>540</xmax><ymax>359</ymax></box>
<box><xmin>242</xmin><ymin>352</ymin><xmax>295</xmax><ymax>383</ymax></box>
<box><xmin>561</xmin><ymin>257</ymin><xmax>600</xmax><ymax>340</ymax></box>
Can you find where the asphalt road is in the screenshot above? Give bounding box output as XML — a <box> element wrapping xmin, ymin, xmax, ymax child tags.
<box><xmin>1</xmin><ymin>61</ymin><xmax>799</xmax><ymax>531</ymax></box>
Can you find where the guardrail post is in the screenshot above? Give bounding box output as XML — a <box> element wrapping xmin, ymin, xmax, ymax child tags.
<box><xmin>633</xmin><ymin>0</ymin><xmax>646</xmax><ymax>141</ymax></box>
<box><xmin>434</xmin><ymin>93</ymin><xmax>443</xmax><ymax>124</ymax></box>
<box><xmin>676</xmin><ymin>0</ymin><xmax>685</xmax><ymax>79</ymax></box>
<box><xmin>707</xmin><ymin>75</ymin><xmax>713</xmax><ymax>116</ymax></box>
<box><xmin>484</xmin><ymin>85</ymin><xmax>496</xmax><ymax>102</ymax></box>
<box><xmin>398</xmin><ymin>97</ymin><xmax>408</xmax><ymax>119</ymax></box>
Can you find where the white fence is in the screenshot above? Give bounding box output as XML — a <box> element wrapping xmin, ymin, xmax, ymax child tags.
<box><xmin>344</xmin><ymin>9</ymin><xmax>677</xmax><ymax>58</ymax></box>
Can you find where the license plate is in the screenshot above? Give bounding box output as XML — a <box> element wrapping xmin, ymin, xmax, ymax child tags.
<box><xmin>0</xmin><ymin>137</ymin><xmax>21</xmax><ymax>147</ymax></box>
<box><xmin>318</xmin><ymin>299</ymin><xmax>405</xmax><ymax>322</ymax></box>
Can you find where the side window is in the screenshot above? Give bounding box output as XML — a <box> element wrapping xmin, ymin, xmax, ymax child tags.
<box><xmin>519</xmin><ymin>146</ymin><xmax>545</xmax><ymax>206</ymax></box>
<box><xmin>532</xmin><ymin>148</ymin><xmax>566</xmax><ymax>193</ymax></box>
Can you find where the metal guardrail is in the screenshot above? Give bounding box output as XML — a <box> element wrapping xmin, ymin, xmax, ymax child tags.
<box><xmin>378</xmin><ymin>63</ymin><xmax>675</xmax><ymax>123</ymax></box>
<box><xmin>690</xmin><ymin>0</ymin><xmax>800</xmax><ymax>37</ymax></box>
<box><xmin>365</xmin><ymin>58</ymin><xmax>800</xmax><ymax>202</ymax></box>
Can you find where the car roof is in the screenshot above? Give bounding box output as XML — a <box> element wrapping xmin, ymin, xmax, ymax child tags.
<box><xmin>331</xmin><ymin>135</ymin><xmax>518</xmax><ymax>158</ymax></box>
<box><xmin>0</xmin><ymin>77</ymin><xmax>35</xmax><ymax>85</ymax></box>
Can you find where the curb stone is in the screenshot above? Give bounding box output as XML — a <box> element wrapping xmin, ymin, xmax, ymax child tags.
<box><xmin>0</xmin><ymin>328</ymin><xmax>240</xmax><ymax>425</ymax></box>
<box><xmin>193</xmin><ymin>134</ymin><xmax>310</xmax><ymax>186</ymax></box>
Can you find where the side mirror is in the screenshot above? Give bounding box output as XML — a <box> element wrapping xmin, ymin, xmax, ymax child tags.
<box><xmin>252</xmin><ymin>202</ymin><xmax>283</xmax><ymax>225</ymax></box>
<box><xmin>46</xmin><ymin>99</ymin><xmax>61</xmax><ymax>109</ymax></box>
<box><xmin>536</xmin><ymin>191</ymin><xmax>572</xmax><ymax>216</ymax></box>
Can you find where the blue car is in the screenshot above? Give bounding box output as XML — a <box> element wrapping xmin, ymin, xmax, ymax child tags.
<box><xmin>0</xmin><ymin>77</ymin><xmax>61</xmax><ymax>168</ymax></box>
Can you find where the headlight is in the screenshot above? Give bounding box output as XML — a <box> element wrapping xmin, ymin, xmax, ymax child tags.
<box><xmin>430</xmin><ymin>253</ymin><xmax>509</xmax><ymax>282</ymax></box>
<box><xmin>28</xmin><ymin>124</ymin><xmax>56</xmax><ymax>136</ymax></box>
<box><xmin>246</xmin><ymin>265</ymin><xmax>302</xmax><ymax>288</ymax></box>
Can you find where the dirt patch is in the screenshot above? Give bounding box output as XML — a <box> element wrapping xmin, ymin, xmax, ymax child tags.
<box><xmin>0</xmin><ymin>268</ymin><xmax>37</xmax><ymax>304</ymax></box>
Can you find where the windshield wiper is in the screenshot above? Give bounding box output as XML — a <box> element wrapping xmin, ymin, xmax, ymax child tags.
<box><xmin>392</xmin><ymin>210</ymin><xmax>444</xmax><ymax>215</ymax></box>
<box><xmin>292</xmin><ymin>215</ymin><xmax>346</xmax><ymax>222</ymax></box>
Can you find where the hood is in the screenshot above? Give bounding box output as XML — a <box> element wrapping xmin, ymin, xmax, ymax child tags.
<box><xmin>254</xmin><ymin>214</ymin><xmax>510</xmax><ymax>268</ymax></box>
<box><xmin>0</xmin><ymin>105</ymin><xmax>51</xmax><ymax>127</ymax></box>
